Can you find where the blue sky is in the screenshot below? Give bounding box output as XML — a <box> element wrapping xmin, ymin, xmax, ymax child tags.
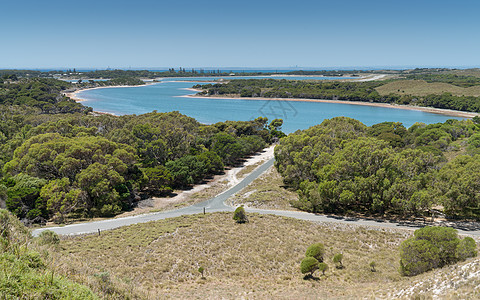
<box><xmin>1</xmin><ymin>0</ymin><xmax>479</xmax><ymax>69</ymax></box>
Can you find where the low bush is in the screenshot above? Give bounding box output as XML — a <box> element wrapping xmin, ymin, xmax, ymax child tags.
<box><xmin>300</xmin><ymin>256</ymin><xmax>319</xmax><ymax>277</ymax></box>
<box><xmin>333</xmin><ymin>253</ymin><xmax>344</xmax><ymax>269</ymax></box>
<box><xmin>233</xmin><ymin>206</ymin><xmax>248</xmax><ymax>223</ymax></box>
<box><xmin>456</xmin><ymin>237</ymin><xmax>477</xmax><ymax>261</ymax></box>
<box><xmin>318</xmin><ymin>262</ymin><xmax>328</xmax><ymax>275</ymax></box>
<box><xmin>37</xmin><ymin>230</ymin><xmax>60</xmax><ymax>246</ymax></box>
<box><xmin>305</xmin><ymin>242</ymin><xmax>325</xmax><ymax>262</ymax></box>
<box><xmin>399</xmin><ymin>226</ymin><xmax>477</xmax><ymax>276</ymax></box>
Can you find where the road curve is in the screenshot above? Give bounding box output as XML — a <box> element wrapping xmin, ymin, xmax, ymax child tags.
<box><xmin>32</xmin><ymin>159</ymin><xmax>274</xmax><ymax>236</ymax></box>
<box><xmin>32</xmin><ymin>157</ymin><xmax>480</xmax><ymax>237</ymax></box>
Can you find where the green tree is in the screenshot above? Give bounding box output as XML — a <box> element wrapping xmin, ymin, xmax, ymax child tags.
<box><xmin>333</xmin><ymin>253</ymin><xmax>344</xmax><ymax>269</ymax></box>
<box><xmin>456</xmin><ymin>237</ymin><xmax>477</xmax><ymax>261</ymax></box>
<box><xmin>233</xmin><ymin>206</ymin><xmax>248</xmax><ymax>223</ymax></box>
<box><xmin>318</xmin><ymin>262</ymin><xmax>328</xmax><ymax>275</ymax></box>
<box><xmin>143</xmin><ymin>166</ymin><xmax>173</xmax><ymax>195</ymax></box>
<box><xmin>305</xmin><ymin>243</ymin><xmax>325</xmax><ymax>262</ymax></box>
<box><xmin>300</xmin><ymin>256</ymin><xmax>319</xmax><ymax>277</ymax></box>
<box><xmin>40</xmin><ymin>178</ymin><xmax>85</xmax><ymax>223</ymax></box>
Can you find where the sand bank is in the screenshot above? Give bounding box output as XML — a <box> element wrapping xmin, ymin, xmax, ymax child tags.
<box><xmin>181</xmin><ymin>93</ymin><xmax>477</xmax><ymax>118</ymax></box>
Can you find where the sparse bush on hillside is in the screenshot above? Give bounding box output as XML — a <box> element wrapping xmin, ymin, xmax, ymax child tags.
<box><xmin>233</xmin><ymin>206</ymin><xmax>248</xmax><ymax>223</ymax></box>
<box><xmin>300</xmin><ymin>256</ymin><xmax>319</xmax><ymax>277</ymax></box>
<box><xmin>37</xmin><ymin>230</ymin><xmax>60</xmax><ymax>246</ymax></box>
<box><xmin>318</xmin><ymin>262</ymin><xmax>328</xmax><ymax>275</ymax></box>
<box><xmin>333</xmin><ymin>253</ymin><xmax>344</xmax><ymax>269</ymax></box>
<box><xmin>370</xmin><ymin>261</ymin><xmax>376</xmax><ymax>272</ymax></box>
<box><xmin>456</xmin><ymin>237</ymin><xmax>477</xmax><ymax>261</ymax></box>
<box><xmin>399</xmin><ymin>226</ymin><xmax>477</xmax><ymax>276</ymax></box>
<box><xmin>305</xmin><ymin>243</ymin><xmax>325</xmax><ymax>262</ymax></box>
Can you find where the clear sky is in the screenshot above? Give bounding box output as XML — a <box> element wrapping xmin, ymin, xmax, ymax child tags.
<box><xmin>1</xmin><ymin>0</ymin><xmax>479</xmax><ymax>69</ymax></box>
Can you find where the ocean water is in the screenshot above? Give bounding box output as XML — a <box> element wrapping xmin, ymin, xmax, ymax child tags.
<box><xmin>77</xmin><ymin>79</ymin><xmax>463</xmax><ymax>134</ymax></box>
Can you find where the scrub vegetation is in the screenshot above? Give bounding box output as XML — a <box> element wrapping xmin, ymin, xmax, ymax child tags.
<box><xmin>275</xmin><ymin>117</ymin><xmax>480</xmax><ymax>220</ymax></box>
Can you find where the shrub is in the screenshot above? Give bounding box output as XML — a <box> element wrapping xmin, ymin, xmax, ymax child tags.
<box><xmin>413</xmin><ymin>226</ymin><xmax>459</xmax><ymax>266</ymax></box>
<box><xmin>233</xmin><ymin>206</ymin><xmax>248</xmax><ymax>223</ymax></box>
<box><xmin>318</xmin><ymin>262</ymin><xmax>328</xmax><ymax>275</ymax></box>
<box><xmin>300</xmin><ymin>256</ymin><xmax>319</xmax><ymax>277</ymax></box>
<box><xmin>456</xmin><ymin>237</ymin><xmax>477</xmax><ymax>261</ymax></box>
<box><xmin>37</xmin><ymin>230</ymin><xmax>60</xmax><ymax>246</ymax></box>
<box><xmin>305</xmin><ymin>243</ymin><xmax>325</xmax><ymax>262</ymax></box>
<box><xmin>198</xmin><ymin>266</ymin><xmax>205</xmax><ymax>278</ymax></box>
<box><xmin>333</xmin><ymin>253</ymin><xmax>344</xmax><ymax>269</ymax></box>
<box><xmin>400</xmin><ymin>238</ymin><xmax>441</xmax><ymax>276</ymax></box>
<box><xmin>369</xmin><ymin>261</ymin><xmax>376</xmax><ymax>272</ymax></box>
<box><xmin>399</xmin><ymin>226</ymin><xmax>477</xmax><ymax>276</ymax></box>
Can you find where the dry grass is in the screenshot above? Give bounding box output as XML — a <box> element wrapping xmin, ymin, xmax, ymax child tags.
<box><xmin>442</xmin><ymin>68</ymin><xmax>480</xmax><ymax>78</ymax></box>
<box><xmin>228</xmin><ymin>166</ymin><xmax>299</xmax><ymax>210</ymax></box>
<box><xmin>236</xmin><ymin>160</ymin><xmax>265</xmax><ymax>179</ymax></box>
<box><xmin>56</xmin><ymin>212</ymin><xmax>417</xmax><ymax>299</ymax></box>
<box><xmin>376</xmin><ymin>80</ymin><xmax>480</xmax><ymax>97</ymax></box>
<box><xmin>384</xmin><ymin>256</ymin><xmax>480</xmax><ymax>299</ymax></box>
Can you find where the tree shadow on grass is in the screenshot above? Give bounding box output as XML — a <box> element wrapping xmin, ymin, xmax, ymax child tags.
<box><xmin>303</xmin><ymin>274</ymin><xmax>320</xmax><ymax>281</ymax></box>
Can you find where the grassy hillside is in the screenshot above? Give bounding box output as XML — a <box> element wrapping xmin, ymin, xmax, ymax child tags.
<box><xmin>57</xmin><ymin>212</ymin><xmax>417</xmax><ymax>299</ymax></box>
<box><xmin>228</xmin><ymin>166</ymin><xmax>298</xmax><ymax>210</ymax></box>
<box><xmin>376</xmin><ymin>80</ymin><xmax>480</xmax><ymax>97</ymax></box>
<box><xmin>0</xmin><ymin>209</ymin><xmax>97</xmax><ymax>299</ymax></box>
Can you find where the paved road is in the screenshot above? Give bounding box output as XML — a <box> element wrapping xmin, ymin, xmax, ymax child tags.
<box><xmin>32</xmin><ymin>158</ymin><xmax>480</xmax><ymax>237</ymax></box>
<box><xmin>32</xmin><ymin>159</ymin><xmax>274</xmax><ymax>236</ymax></box>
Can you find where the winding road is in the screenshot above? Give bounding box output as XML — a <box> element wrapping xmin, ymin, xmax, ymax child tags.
<box><xmin>32</xmin><ymin>158</ymin><xmax>480</xmax><ymax>237</ymax></box>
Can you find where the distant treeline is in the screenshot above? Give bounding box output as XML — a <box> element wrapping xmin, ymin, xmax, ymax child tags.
<box><xmin>275</xmin><ymin>117</ymin><xmax>480</xmax><ymax>219</ymax></box>
<box><xmin>196</xmin><ymin>79</ymin><xmax>480</xmax><ymax>112</ymax></box>
<box><xmin>0</xmin><ymin>77</ymin><xmax>88</xmax><ymax>114</ymax></box>
<box><xmin>0</xmin><ymin>76</ymin><xmax>148</xmax><ymax>114</ymax></box>
<box><xmin>404</xmin><ymin>73</ymin><xmax>480</xmax><ymax>87</ymax></box>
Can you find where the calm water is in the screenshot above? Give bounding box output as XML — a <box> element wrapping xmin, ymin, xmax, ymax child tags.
<box><xmin>77</xmin><ymin>78</ymin><xmax>463</xmax><ymax>134</ymax></box>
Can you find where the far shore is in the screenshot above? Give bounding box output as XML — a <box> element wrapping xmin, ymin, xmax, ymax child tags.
<box><xmin>64</xmin><ymin>82</ymin><xmax>157</xmax><ymax>102</ymax></box>
<box><xmin>66</xmin><ymin>81</ymin><xmax>478</xmax><ymax>119</ymax></box>
<box><xmin>181</xmin><ymin>91</ymin><xmax>478</xmax><ymax>119</ymax></box>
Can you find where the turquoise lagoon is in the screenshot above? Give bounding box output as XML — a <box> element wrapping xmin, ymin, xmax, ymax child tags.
<box><xmin>77</xmin><ymin>78</ymin><xmax>463</xmax><ymax>134</ymax></box>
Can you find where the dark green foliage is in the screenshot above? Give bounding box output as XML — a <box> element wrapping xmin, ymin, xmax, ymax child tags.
<box><xmin>400</xmin><ymin>238</ymin><xmax>441</xmax><ymax>276</ymax></box>
<box><xmin>0</xmin><ymin>106</ymin><xmax>279</xmax><ymax>221</ymax></box>
<box><xmin>399</xmin><ymin>226</ymin><xmax>477</xmax><ymax>276</ymax></box>
<box><xmin>275</xmin><ymin>117</ymin><xmax>480</xmax><ymax>218</ymax></box>
<box><xmin>198</xmin><ymin>78</ymin><xmax>480</xmax><ymax>113</ymax></box>
<box><xmin>300</xmin><ymin>256</ymin><xmax>319</xmax><ymax>276</ymax></box>
<box><xmin>166</xmin><ymin>155</ymin><xmax>206</xmax><ymax>188</ymax></box>
<box><xmin>143</xmin><ymin>166</ymin><xmax>173</xmax><ymax>195</ymax></box>
<box><xmin>305</xmin><ymin>243</ymin><xmax>325</xmax><ymax>262</ymax></box>
<box><xmin>456</xmin><ymin>237</ymin><xmax>477</xmax><ymax>261</ymax></box>
<box><xmin>233</xmin><ymin>206</ymin><xmax>248</xmax><ymax>223</ymax></box>
<box><xmin>0</xmin><ymin>78</ymin><xmax>87</xmax><ymax>114</ymax></box>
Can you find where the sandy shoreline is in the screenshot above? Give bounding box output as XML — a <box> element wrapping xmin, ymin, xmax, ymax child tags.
<box><xmin>66</xmin><ymin>81</ymin><xmax>478</xmax><ymax>119</ymax></box>
<box><xmin>64</xmin><ymin>83</ymin><xmax>157</xmax><ymax>102</ymax></box>
<box><xmin>180</xmin><ymin>92</ymin><xmax>477</xmax><ymax>118</ymax></box>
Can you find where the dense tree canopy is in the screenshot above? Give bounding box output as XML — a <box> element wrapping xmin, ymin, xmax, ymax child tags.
<box><xmin>197</xmin><ymin>79</ymin><xmax>480</xmax><ymax>113</ymax></box>
<box><xmin>0</xmin><ymin>108</ymin><xmax>280</xmax><ymax>223</ymax></box>
<box><xmin>275</xmin><ymin>117</ymin><xmax>480</xmax><ymax>218</ymax></box>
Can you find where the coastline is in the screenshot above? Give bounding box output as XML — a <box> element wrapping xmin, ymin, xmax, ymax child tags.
<box><xmin>181</xmin><ymin>92</ymin><xmax>478</xmax><ymax>118</ymax></box>
<box><xmin>67</xmin><ymin>80</ymin><xmax>478</xmax><ymax>119</ymax></box>
<box><xmin>64</xmin><ymin>82</ymin><xmax>157</xmax><ymax>102</ymax></box>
